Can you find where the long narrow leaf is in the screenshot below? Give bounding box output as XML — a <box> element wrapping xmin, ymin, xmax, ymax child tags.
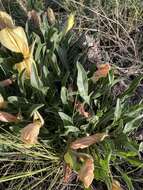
<box><xmin>77</xmin><ymin>62</ymin><xmax>90</xmax><ymax>104</ymax></box>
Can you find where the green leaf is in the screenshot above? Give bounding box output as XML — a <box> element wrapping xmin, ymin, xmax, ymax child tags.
<box><xmin>49</xmin><ymin>51</ymin><xmax>61</xmax><ymax>76</ymax></box>
<box><xmin>30</xmin><ymin>61</ymin><xmax>43</xmax><ymax>88</ymax></box>
<box><xmin>28</xmin><ymin>104</ymin><xmax>44</xmax><ymax>117</ymax></box>
<box><xmin>64</xmin><ymin>152</ymin><xmax>74</xmax><ymax>168</ymax></box>
<box><xmin>122</xmin><ymin>173</ymin><xmax>134</xmax><ymax>190</ymax></box>
<box><xmin>61</xmin><ymin>87</ymin><xmax>68</xmax><ymax>105</ymax></box>
<box><xmin>114</xmin><ymin>98</ymin><xmax>122</xmax><ymax>121</ymax></box>
<box><xmin>30</xmin><ymin>62</ymin><xmax>48</xmax><ymax>95</ymax></box>
<box><xmin>120</xmin><ymin>75</ymin><xmax>143</xmax><ymax>100</ymax></box>
<box><xmin>64</xmin><ymin>125</ymin><xmax>80</xmax><ymax>135</ymax></box>
<box><xmin>84</xmin><ymin>188</ymin><xmax>92</xmax><ymax>190</ymax></box>
<box><xmin>59</xmin><ymin>112</ymin><xmax>73</xmax><ymax>125</ymax></box>
<box><xmin>35</xmin><ymin>43</ymin><xmax>45</xmax><ymax>62</ymax></box>
<box><xmin>57</xmin><ymin>46</ymin><xmax>68</xmax><ymax>70</ymax></box>
<box><xmin>8</xmin><ymin>96</ymin><xmax>27</xmax><ymax>104</ymax></box>
<box><xmin>77</xmin><ymin>62</ymin><xmax>90</xmax><ymax>104</ymax></box>
<box><xmin>61</xmin><ymin>72</ymin><xmax>69</xmax><ymax>87</ymax></box>
<box><xmin>139</xmin><ymin>142</ymin><xmax>143</xmax><ymax>153</ymax></box>
<box><xmin>18</xmin><ymin>69</ymin><xmax>26</xmax><ymax>94</ymax></box>
<box><xmin>126</xmin><ymin>158</ymin><xmax>143</xmax><ymax>167</ymax></box>
<box><xmin>123</xmin><ymin>114</ymin><xmax>143</xmax><ymax>133</ymax></box>
<box><xmin>118</xmin><ymin>153</ymin><xmax>143</xmax><ymax>167</ymax></box>
<box><xmin>124</xmin><ymin>104</ymin><xmax>143</xmax><ymax>118</ymax></box>
<box><xmin>95</xmin><ymin>142</ymin><xmax>112</xmax><ymax>190</ymax></box>
<box><xmin>118</xmin><ymin>151</ymin><xmax>137</xmax><ymax>158</ymax></box>
<box><xmin>108</xmin><ymin>69</ymin><xmax>114</xmax><ymax>85</ymax></box>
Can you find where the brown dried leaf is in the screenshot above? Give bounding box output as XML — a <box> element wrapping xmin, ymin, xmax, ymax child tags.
<box><xmin>0</xmin><ymin>79</ymin><xmax>13</xmax><ymax>87</ymax></box>
<box><xmin>0</xmin><ymin>111</ymin><xmax>18</xmax><ymax>122</ymax></box>
<box><xmin>21</xmin><ymin>121</ymin><xmax>41</xmax><ymax>144</ymax></box>
<box><xmin>64</xmin><ymin>164</ymin><xmax>72</xmax><ymax>183</ymax></box>
<box><xmin>92</xmin><ymin>63</ymin><xmax>111</xmax><ymax>81</ymax></box>
<box><xmin>28</xmin><ymin>10</ymin><xmax>41</xmax><ymax>28</ymax></box>
<box><xmin>70</xmin><ymin>132</ymin><xmax>108</xmax><ymax>150</ymax></box>
<box><xmin>0</xmin><ymin>94</ymin><xmax>7</xmax><ymax>109</ymax></box>
<box><xmin>75</xmin><ymin>101</ymin><xmax>91</xmax><ymax>118</ymax></box>
<box><xmin>78</xmin><ymin>157</ymin><xmax>94</xmax><ymax>188</ymax></box>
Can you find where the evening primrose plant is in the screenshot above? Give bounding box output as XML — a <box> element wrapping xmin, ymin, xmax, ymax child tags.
<box><xmin>0</xmin><ymin>8</ymin><xmax>143</xmax><ymax>190</ymax></box>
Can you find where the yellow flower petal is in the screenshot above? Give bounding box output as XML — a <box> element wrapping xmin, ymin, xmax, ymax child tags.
<box><xmin>70</xmin><ymin>132</ymin><xmax>108</xmax><ymax>150</ymax></box>
<box><xmin>78</xmin><ymin>157</ymin><xmax>94</xmax><ymax>188</ymax></box>
<box><xmin>64</xmin><ymin>13</ymin><xmax>75</xmax><ymax>34</ymax></box>
<box><xmin>0</xmin><ymin>11</ymin><xmax>14</xmax><ymax>30</ymax></box>
<box><xmin>0</xmin><ymin>27</ymin><xmax>29</xmax><ymax>57</ymax></box>
<box><xmin>15</xmin><ymin>58</ymin><xmax>33</xmax><ymax>78</ymax></box>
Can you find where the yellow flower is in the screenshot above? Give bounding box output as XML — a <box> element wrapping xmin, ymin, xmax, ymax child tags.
<box><xmin>0</xmin><ymin>12</ymin><xmax>33</xmax><ymax>78</ymax></box>
<box><xmin>0</xmin><ymin>94</ymin><xmax>7</xmax><ymax>109</ymax></box>
<box><xmin>21</xmin><ymin>111</ymin><xmax>44</xmax><ymax>145</ymax></box>
<box><xmin>64</xmin><ymin>13</ymin><xmax>75</xmax><ymax>34</ymax></box>
<box><xmin>78</xmin><ymin>157</ymin><xmax>94</xmax><ymax>188</ymax></box>
<box><xmin>0</xmin><ymin>11</ymin><xmax>33</xmax><ymax>78</ymax></box>
<box><xmin>0</xmin><ymin>11</ymin><xmax>14</xmax><ymax>30</ymax></box>
<box><xmin>0</xmin><ymin>111</ymin><xmax>18</xmax><ymax>122</ymax></box>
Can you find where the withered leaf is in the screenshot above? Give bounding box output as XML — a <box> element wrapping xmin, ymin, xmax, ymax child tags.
<box><xmin>0</xmin><ymin>79</ymin><xmax>13</xmax><ymax>87</ymax></box>
<box><xmin>20</xmin><ymin>121</ymin><xmax>41</xmax><ymax>144</ymax></box>
<box><xmin>92</xmin><ymin>63</ymin><xmax>110</xmax><ymax>81</ymax></box>
<box><xmin>75</xmin><ymin>101</ymin><xmax>91</xmax><ymax>118</ymax></box>
<box><xmin>64</xmin><ymin>164</ymin><xmax>72</xmax><ymax>183</ymax></box>
<box><xmin>0</xmin><ymin>111</ymin><xmax>18</xmax><ymax>122</ymax></box>
<box><xmin>71</xmin><ymin>132</ymin><xmax>108</xmax><ymax>150</ymax></box>
<box><xmin>78</xmin><ymin>157</ymin><xmax>94</xmax><ymax>188</ymax></box>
